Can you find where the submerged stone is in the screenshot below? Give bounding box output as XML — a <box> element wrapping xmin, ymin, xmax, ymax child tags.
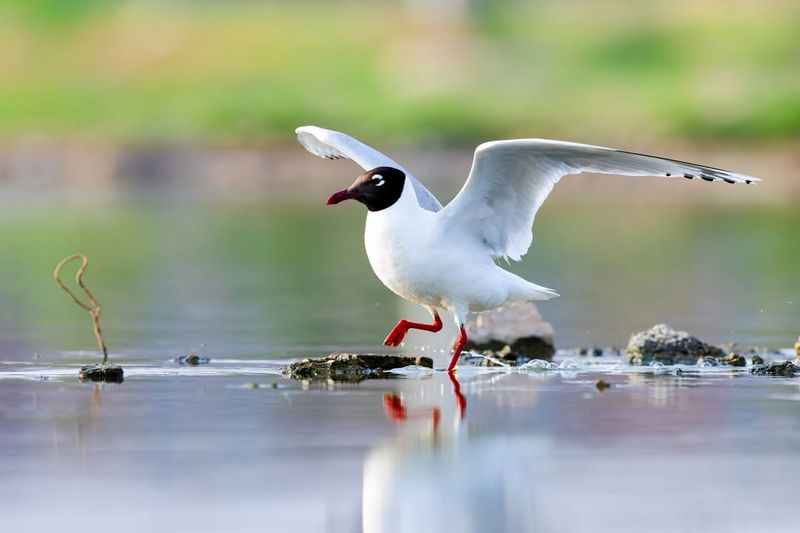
<box><xmin>700</xmin><ymin>353</ymin><xmax>747</xmax><ymax>367</ymax></box>
<box><xmin>751</xmin><ymin>361</ymin><xmax>800</xmax><ymax>377</ymax></box>
<box><xmin>79</xmin><ymin>363</ymin><xmax>124</xmax><ymax>383</ymax></box>
<box><xmin>464</xmin><ymin>302</ymin><xmax>555</xmax><ymax>360</ymax></box>
<box><xmin>462</xmin><ymin>344</ymin><xmax>524</xmax><ymax>367</ymax></box>
<box><xmin>627</xmin><ymin>324</ymin><xmax>725</xmax><ymax>365</ymax></box>
<box><xmin>176</xmin><ymin>354</ymin><xmax>210</xmax><ymax>365</ymax></box>
<box><xmin>283</xmin><ymin>353</ymin><xmax>433</xmax><ymax>381</ymax></box>
<box><xmin>579</xmin><ymin>346</ymin><xmax>605</xmax><ymax>357</ymax></box>
<box><xmin>595</xmin><ymin>379</ymin><xmax>611</xmax><ymax>392</ymax></box>
<box><xmin>697</xmin><ymin>355</ymin><xmax>720</xmax><ymax>367</ymax></box>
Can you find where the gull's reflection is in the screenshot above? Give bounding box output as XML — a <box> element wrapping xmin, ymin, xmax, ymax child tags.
<box><xmin>382</xmin><ymin>371</ymin><xmax>466</xmax><ymax>430</ymax></box>
<box><xmin>449</xmin><ymin>371</ymin><xmax>466</xmax><ymax>420</ymax></box>
<box><xmin>365</xmin><ymin>372</ymin><xmax>540</xmax><ymax>533</ymax></box>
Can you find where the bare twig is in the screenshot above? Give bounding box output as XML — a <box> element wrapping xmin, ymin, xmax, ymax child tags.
<box><xmin>54</xmin><ymin>253</ymin><xmax>108</xmax><ymax>364</ymax></box>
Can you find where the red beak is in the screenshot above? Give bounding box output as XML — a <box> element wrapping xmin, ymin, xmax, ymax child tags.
<box><xmin>326</xmin><ymin>188</ymin><xmax>359</xmax><ymax>205</ymax></box>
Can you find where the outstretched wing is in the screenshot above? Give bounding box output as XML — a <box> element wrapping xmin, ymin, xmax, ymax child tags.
<box><xmin>295</xmin><ymin>126</ymin><xmax>443</xmax><ymax>212</ymax></box>
<box><xmin>437</xmin><ymin>139</ymin><xmax>761</xmax><ymax>262</ymax></box>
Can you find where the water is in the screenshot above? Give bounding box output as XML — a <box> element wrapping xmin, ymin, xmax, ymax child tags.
<box><xmin>1</xmin><ymin>180</ymin><xmax>799</xmax><ymax>532</ymax></box>
<box><xmin>2</xmin><ymin>361</ymin><xmax>800</xmax><ymax>532</ymax></box>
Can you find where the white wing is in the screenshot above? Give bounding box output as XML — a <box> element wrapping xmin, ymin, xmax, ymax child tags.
<box><xmin>295</xmin><ymin>125</ymin><xmax>443</xmax><ymax>212</ymax></box>
<box><xmin>438</xmin><ymin>139</ymin><xmax>762</xmax><ymax>262</ymax></box>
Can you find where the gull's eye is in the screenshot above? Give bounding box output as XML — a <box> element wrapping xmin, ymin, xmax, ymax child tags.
<box><xmin>372</xmin><ymin>174</ymin><xmax>385</xmax><ymax>187</ymax></box>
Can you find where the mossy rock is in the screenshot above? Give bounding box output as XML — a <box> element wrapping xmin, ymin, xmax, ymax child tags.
<box><xmin>462</xmin><ymin>343</ymin><xmax>550</xmax><ymax>367</ymax></box>
<box><xmin>464</xmin><ymin>302</ymin><xmax>555</xmax><ymax>360</ymax></box>
<box><xmin>79</xmin><ymin>364</ymin><xmax>124</xmax><ymax>383</ymax></box>
<box><xmin>721</xmin><ymin>353</ymin><xmax>746</xmax><ymax>367</ymax></box>
<box><xmin>751</xmin><ymin>361</ymin><xmax>800</xmax><ymax>377</ymax></box>
<box><xmin>465</xmin><ymin>336</ymin><xmax>554</xmax><ymax>361</ymax></box>
<box><xmin>283</xmin><ymin>353</ymin><xmax>433</xmax><ymax>382</ymax></box>
<box><xmin>627</xmin><ymin>324</ymin><xmax>725</xmax><ymax>365</ymax></box>
<box><xmin>700</xmin><ymin>353</ymin><xmax>747</xmax><ymax>367</ymax></box>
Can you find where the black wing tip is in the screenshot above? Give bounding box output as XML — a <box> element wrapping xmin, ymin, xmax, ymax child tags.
<box><xmin>682</xmin><ymin>171</ymin><xmax>755</xmax><ymax>184</ymax></box>
<box><xmin>615</xmin><ymin>147</ymin><xmax>758</xmax><ymax>185</ymax></box>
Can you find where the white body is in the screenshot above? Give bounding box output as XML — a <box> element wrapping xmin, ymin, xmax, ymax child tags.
<box><xmin>296</xmin><ymin>125</ymin><xmax>760</xmax><ymax>331</ymax></box>
<box><xmin>364</xmin><ymin>181</ymin><xmax>555</xmax><ymax>327</ymax></box>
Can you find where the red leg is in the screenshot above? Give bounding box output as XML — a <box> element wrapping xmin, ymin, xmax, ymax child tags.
<box><xmin>446</xmin><ymin>326</ymin><xmax>467</xmax><ymax>372</ymax></box>
<box><xmin>383</xmin><ymin>311</ymin><xmax>443</xmax><ymax>347</ymax></box>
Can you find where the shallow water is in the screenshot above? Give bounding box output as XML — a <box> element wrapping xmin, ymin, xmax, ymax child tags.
<box><xmin>2</xmin><ymin>357</ymin><xmax>800</xmax><ymax>533</ymax></box>
<box><xmin>1</xmin><ymin>194</ymin><xmax>799</xmax><ymax>532</ymax></box>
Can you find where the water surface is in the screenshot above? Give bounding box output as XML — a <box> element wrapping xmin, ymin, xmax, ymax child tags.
<box><xmin>2</xmin><ymin>359</ymin><xmax>800</xmax><ymax>533</ymax></box>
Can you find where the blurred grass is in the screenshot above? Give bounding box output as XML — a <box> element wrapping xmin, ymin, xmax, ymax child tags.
<box><xmin>0</xmin><ymin>0</ymin><xmax>797</xmax><ymax>144</ymax></box>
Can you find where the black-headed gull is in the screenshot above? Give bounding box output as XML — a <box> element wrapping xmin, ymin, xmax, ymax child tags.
<box><xmin>296</xmin><ymin>126</ymin><xmax>760</xmax><ymax>372</ymax></box>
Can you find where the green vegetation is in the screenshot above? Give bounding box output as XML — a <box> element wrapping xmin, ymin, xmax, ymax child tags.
<box><xmin>0</xmin><ymin>0</ymin><xmax>797</xmax><ymax>143</ymax></box>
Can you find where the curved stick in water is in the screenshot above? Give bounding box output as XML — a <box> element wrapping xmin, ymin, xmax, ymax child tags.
<box><xmin>54</xmin><ymin>253</ymin><xmax>108</xmax><ymax>364</ymax></box>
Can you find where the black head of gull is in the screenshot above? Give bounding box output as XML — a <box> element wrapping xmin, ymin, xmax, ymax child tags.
<box><xmin>326</xmin><ymin>166</ymin><xmax>405</xmax><ymax>212</ymax></box>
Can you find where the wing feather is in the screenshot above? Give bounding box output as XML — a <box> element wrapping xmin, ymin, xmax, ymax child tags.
<box><xmin>438</xmin><ymin>139</ymin><xmax>761</xmax><ymax>261</ymax></box>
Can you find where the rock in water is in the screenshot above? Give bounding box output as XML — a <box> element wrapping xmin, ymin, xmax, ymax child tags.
<box><xmin>721</xmin><ymin>353</ymin><xmax>746</xmax><ymax>367</ymax></box>
<box><xmin>460</xmin><ymin>345</ymin><xmax>518</xmax><ymax>367</ymax></box>
<box><xmin>464</xmin><ymin>302</ymin><xmax>555</xmax><ymax>360</ymax></box>
<box><xmin>627</xmin><ymin>324</ymin><xmax>725</xmax><ymax>365</ymax></box>
<box><xmin>697</xmin><ymin>355</ymin><xmax>720</xmax><ymax>367</ymax></box>
<box><xmin>751</xmin><ymin>361</ymin><xmax>800</xmax><ymax>377</ymax></box>
<box><xmin>698</xmin><ymin>353</ymin><xmax>746</xmax><ymax>367</ymax></box>
<box><xmin>79</xmin><ymin>364</ymin><xmax>124</xmax><ymax>383</ymax></box>
<box><xmin>283</xmin><ymin>354</ymin><xmax>433</xmax><ymax>381</ymax></box>
<box><xmin>176</xmin><ymin>354</ymin><xmax>210</xmax><ymax>365</ymax></box>
<box><xmin>595</xmin><ymin>379</ymin><xmax>611</xmax><ymax>392</ymax></box>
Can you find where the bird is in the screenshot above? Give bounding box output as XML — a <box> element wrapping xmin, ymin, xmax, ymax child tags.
<box><xmin>295</xmin><ymin>125</ymin><xmax>760</xmax><ymax>372</ymax></box>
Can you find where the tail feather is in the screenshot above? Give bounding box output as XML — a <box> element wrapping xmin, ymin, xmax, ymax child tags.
<box><xmin>509</xmin><ymin>278</ymin><xmax>559</xmax><ymax>301</ymax></box>
<box><xmin>525</xmin><ymin>282</ymin><xmax>560</xmax><ymax>301</ymax></box>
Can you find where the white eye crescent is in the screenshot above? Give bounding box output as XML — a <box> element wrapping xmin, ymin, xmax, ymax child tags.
<box><xmin>372</xmin><ymin>174</ymin><xmax>385</xmax><ymax>187</ymax></box>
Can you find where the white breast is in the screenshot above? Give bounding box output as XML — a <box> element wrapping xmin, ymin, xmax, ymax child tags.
<box><xmin>364</xmin><ymin>182</ymin><xmax>443</xmax><ymax>306</ymax></box>
<box><xmin>364</xmin><ymin>179</ymin><xmax>540</xmax><ymax>318</ymax></box>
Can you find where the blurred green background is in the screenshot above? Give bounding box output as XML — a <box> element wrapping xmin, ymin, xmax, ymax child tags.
<box><xmin>0</xmin><ymin>0</ymin><xmax>798</xmax><ymax>143</ymax></box>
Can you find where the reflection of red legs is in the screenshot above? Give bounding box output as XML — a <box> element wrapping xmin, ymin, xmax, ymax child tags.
<box><xmin>383</xmin><ymin>394</ymin><xmax>440</xmax><ymax>431</ymax></box>
<box><xmin>383</xmin><ymin>311</ymin><xmax>443</xmax><ymax>347</ymax></box>
<box><xmin>383</xmin><ymin>394</ymin><xmax>406</xmax><ymax>421</ymax></box>
<box><xmin>448</xmin><ymin>372</ymin><xmax>466</xmax><ymax>420</ymax></box>
<box><xmin>382</xmin><ymin>374</ymin><xmax>466</xmax><ymax>428</ymax></box>
<box><xmin>445</xmin><ymin>326</ymin><xmax>467</xmax><ymax>372</ymax></box>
